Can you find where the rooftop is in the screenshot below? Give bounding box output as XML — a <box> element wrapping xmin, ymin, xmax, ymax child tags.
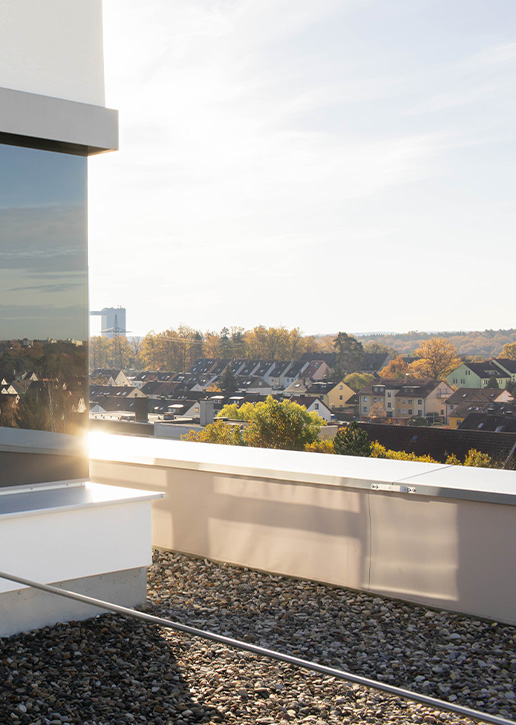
<box><xmin>1</xmin><ymin>549</ymin><xmax>515</xmax><ymax>724</ymax></box>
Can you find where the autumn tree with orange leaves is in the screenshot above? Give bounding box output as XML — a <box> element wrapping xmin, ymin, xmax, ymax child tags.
<box><xmin>407</xmin><ymin>337</ymin><xmax>462</xmax><ymax>380</ymax></box>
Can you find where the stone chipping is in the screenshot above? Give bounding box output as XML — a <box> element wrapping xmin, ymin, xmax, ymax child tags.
<box><xmin>0</xmin><ymin>549</ymin><xmax>515</xmax><ymax>724</ymax></box>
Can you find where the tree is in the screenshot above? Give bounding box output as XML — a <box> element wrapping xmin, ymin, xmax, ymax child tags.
<box><xmin>369</xmin><ymin>401</ymin><xmax>386</xmax><ymax>417</ymax></box>
<box><xmin>343</xmin><ymin>372</ymin><xmax>374</xmax><ymax>392</ymax></box>
<box><xmin>486</xmin><ymin>376</ymin><xmax>499</xmax><ymax>389</ymax></box>
<box><xmin>182</xmin><ymin>420</ymin><xmax>244</xmax><ymax>446</ymax></box>
<box><xmin>506</xmin><ymin>381</ymin><xmax>516</xmax><ymax>397</ymax></box>
<box><xmin>333</xmin><ymin>422</ymin><xmax>372</xmax><ymax>457</ymax></box>
<box><xmin>445</xmin><ymin>449</ymin><xmax>493</xmax><ymax>467</ymax></box>
<box><xmin>379</xmin><ymin>356</ymin><xmax>409</xmax><ymax>379</ymax></box>
<box><xmin>219</xmin><ymin>365</ymin><xmax>238</xmax><ymax>393</ymax></box>
<box><xmin>501</xmin><ymin>342</ymin><xmax>516</xmax><ymax>360</ymax></box>
<box><xmin>408</xmin><ymin>338</ymin><xmax>461</xmax><ymax>380</ymax></box>
<box><xmin>371</xmin><ymin>442</ymin><xmax>438</xmax><ymax>463</ymax></box>
<box><xmin>363</xmin><ymin>342</ymin><xmax>393</xmax><ymax>356</ymax></box>
<box><xmin>333</xmin><ymin>333</ymin><xmax>364</xmax><ymax>377</ymax></box>
<box><xmin>218</xmin><ymin>396</ymin><xmax>325</xmax><ymax>451</ymax></box>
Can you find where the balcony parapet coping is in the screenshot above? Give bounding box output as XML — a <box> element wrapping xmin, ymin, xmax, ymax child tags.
<box><xmin>89</xmin><ymin>432</ymin><xmax>516</xmax><ymax>507</ymax></box>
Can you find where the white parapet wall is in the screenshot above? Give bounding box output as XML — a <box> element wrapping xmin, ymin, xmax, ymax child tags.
<box><xmin>90</xmin><ymin>432</ymin><xmax>516</xmax><ymax>625</ymax></box>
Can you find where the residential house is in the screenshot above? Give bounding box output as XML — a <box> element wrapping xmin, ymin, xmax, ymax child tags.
<box><xmin>327</xmin><ymin>381</ymin><xmax>356</xmax><ymax>410</ymax></box>
<box><xmin>269</xmin><ymin>361</ymin><xmax>293</xmax><ymax>389</ymax></box>
<box><xmin>446</xmin><ymin>388</ymin><xmax>513</xmax><ymax>428</ymax></box>
<box><xmin>235</xmin><ymin>376</ymin><xmax>273</xmax><ymax>394</ymax></box>
<box><xmin>300</xmin><ymin>360</ymin><xmax>331</xmax><ymax>380</ymax></box>
<box><xmin>492</xmin><ymin>358</ymin><xmax>516</xmax><ymax>383</ymax></box>
<box><xmin>358</xmin><ymin>378</ymin><xmax>452</xmax><ymax>421</ymax></box>
<box><xmin>359</xmin><ymin>352</ymin><xmax>392</xmax><ymax>375</ymax></box>
<box><xmin>287</xmin><ymin>395</ymin><xmax>333</xmax><ymax>422</ymax></box>
<box><xmin>447</xmin><ymin>361</ymin><xmax>511</xmax><ymax>389</ymax></box>
<box><xmin>395</xmin><ymin>380</ymin><xmax>453</xmax><ymax>422</ymax></box>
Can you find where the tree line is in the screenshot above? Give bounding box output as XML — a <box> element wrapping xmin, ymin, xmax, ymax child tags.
<box><xmin>89</xmin><ymin>325</ymin><xmax>516</xmax><ymax>376</ymax></box>
<box><xmin>90</xmin><ymin>326</ymin><xmax>318</xmax><ymax>372</ymax></box>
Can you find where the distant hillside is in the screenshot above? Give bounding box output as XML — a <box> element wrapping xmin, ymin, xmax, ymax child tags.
<box><xmin>357</xmin><ymin>329</ymin><xmax>516</xmax><ymax>358</ymax></box>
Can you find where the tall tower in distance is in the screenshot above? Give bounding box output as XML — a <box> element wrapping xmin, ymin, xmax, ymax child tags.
<box><xmin>90</xmin><ymin>306</ymin><xmax>127</xmax><ymax>339</ymax></box>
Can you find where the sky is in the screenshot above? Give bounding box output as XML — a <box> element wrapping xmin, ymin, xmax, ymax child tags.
<box><xmin>88</xmin><ymin>0</ymin><xmax>516</xmax><ymax>337</ymax></box>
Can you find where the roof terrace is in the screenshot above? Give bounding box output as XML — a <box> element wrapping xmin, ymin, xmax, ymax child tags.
<box><xmin>1</xmin><ymin>548</ymin><xmax>515</xmax><ymax>723</ymax></box>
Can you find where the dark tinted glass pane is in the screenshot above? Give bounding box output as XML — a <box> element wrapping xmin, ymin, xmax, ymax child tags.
<box><xmin>0</xmin><ymin>143</ymin><xmax>88</xmax><ymax>486</ymax></box>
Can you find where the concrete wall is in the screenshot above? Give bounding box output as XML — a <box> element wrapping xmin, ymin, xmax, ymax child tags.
<box><xmin>0</xmin><ymin>0</ymin><xmax>105</xmax><ymax>105</ymax></box>
<box><xmin>90</xmin><ymin>434</ymin><xmax>516</xmax><ymax>624</ymax></box>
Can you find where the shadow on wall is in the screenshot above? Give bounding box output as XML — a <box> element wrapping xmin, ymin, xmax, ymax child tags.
<box><xmin>92</xmin><ymin>458</ymin><xmax>371</xmax><ymax>592</ymax></box>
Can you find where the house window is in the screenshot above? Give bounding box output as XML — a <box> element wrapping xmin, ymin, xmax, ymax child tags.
<box><xmin>373</xmin><ymin>397</ymin><xmax>377</xmax><ymax>402</ymax></box>
<box><xmin>408</xmin><ymin>399</ymin><xmax>412</xmax><ymax>404</ymax></box>
<box><xmin>364</xmin><ymin>396</ymin><xmax>368</xmax><ymax>402</ymax></box>
<box><xmin>315</xmin><ymin>403</ymin><xmax>319</xmax><ymax>409</ymax></box>
<box><xmin>401</xmin><ymin>398</ymin><xmax>406</xmax><ymax>403</ymax></box>
<box><xmin>402</xmin><ymin>408</ymin><xmax>406</xmax><ymax>414</ymax></box>
<box><xmin>418</xmin><ymin>409</ymin><xmax>422</xmax><ymax>416</ymax></box>
<box><xmin>387</xmin><ymin>392</ymin><xmax>391</xmax><ymax>397</ymax></box>
<box><xmin>363</xmin><ymin>406</ymin><xmax>368</xmax><ymax>413</ymax></box>
<box><xmin>387</xmin><ymin>402</ymin><xmax>392</xmax><ymax>409</ymax></box>
<box><xmin>418</xmin><ymin>399</ymin><xmax>423</xmax><ymax>404</ymax></box>
<box><xmin>339</xmin><ymin>395</ymin><xmax>343</xmax><ymax>400</ymax></box>
<box><xmin>408</xmin><ymin>409</ymin><xmax>413</xmax><ymax>415</ymax></box>
<box><xmin>339</xmin><ymin>385</ymin><xmax>343</xmax><ymax>390</ymax></box>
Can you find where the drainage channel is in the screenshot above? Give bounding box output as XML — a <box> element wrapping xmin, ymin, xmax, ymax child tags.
<box><xmin>0</xmin><ymin>570</ymin><xmax>514</xmax><ymax>725</ymax></box>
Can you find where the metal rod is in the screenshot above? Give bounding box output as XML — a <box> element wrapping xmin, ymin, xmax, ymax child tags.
<box><xmin>0</xmin><ymin>569</ymin><xmax>514</xmax><ymax>725</ymax></box>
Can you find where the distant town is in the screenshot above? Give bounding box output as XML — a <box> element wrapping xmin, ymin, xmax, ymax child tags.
<box><xmin>84</xmin><ymin>317</ymin><xmax>516</xmax><ymax>469</ymax></box>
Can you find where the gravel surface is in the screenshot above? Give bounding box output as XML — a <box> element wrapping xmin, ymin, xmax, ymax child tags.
<box><xmin>0</xmin><ymin>549</ymin><xmax>515</xmax><ymax>724</ymax></box>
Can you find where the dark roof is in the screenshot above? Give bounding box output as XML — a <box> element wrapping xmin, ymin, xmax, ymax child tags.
<box><xmin>459</xmin><ymin>412</ymin><xmax>516</xmax><ymax>434</ymax></box>
<box><xmin>236</xmin><ymin>375</ymin><xmax>270</xmax><ymax>389</ymax></box>
<box><xmin>238</xmin><ymin>360</ymin><xmax>261</xmax><ymax>376</ymax></box>
<box><xmin>300</xmin><ymin>351</ymin><xmax>337</xmax><ymax>367</ymax></box>
<box><xmin>358</xmin><ymin>422</ymin><xmax>516</xmax><ymax>468</ymax></box>
<box><xmin>140</xmin><ymin>381</ymin><xmax>164</xmax><ymax>395</ymax></box>
<box><xmin>254</xmin><ymin>360</ymin><xmax>276</xmax><ymax>376</ymax></box>
<box><xmin>361</xmin><ymin>353</ymin><xmax>391</xmax><ymax>373</ymax></box>
<box><xmin>493</xmin><ymin>358</ymin><xmax>516</xmax><ymax>374</ymax></box>
<box><xmin>188</xmin><ymin>358</ymin><xmax>217</xmax><ymax>375</ymax></box>
<box><xmin>464</xmin><ymin>361</ymin><xmax>510</xmax><ymax>379</ymax></box>
<box><xmin>288</xmin><ymin>395</ymin><xmax>328</xmax><ymax>410</ymax></box>
<box><xmin>446</xmin><ymin>388</ymin><xmax>511</xmax><ymax>406</ymax></box>
<box><xmin>301</xmin><ymin>360</ymin><xmax>328</xmax><ymax>378</ymax></box>
<box><xmin>283</xmin><ymin>362</ymin><xmax>305</xmax><ymax>379</ymax></box>
<box><xmin>358</xmin><ymin>377</ymin><xmax>434</xmax><ymax>395</ymax></box>
<box><xmin>270</xmin><ymin>361</ymin><xmax>291</xmax><ymax>377</ymax></box>
<box><xmin>394</xmin><ymin>381</ymin><xmax>445</xmax><ymax>399</ymax></box>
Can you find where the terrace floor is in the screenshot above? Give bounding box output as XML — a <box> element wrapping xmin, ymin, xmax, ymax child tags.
<box><xmin>1</xmin><ymin>550</ymin><xmax>515</xmax><ymax>724</ymax></box>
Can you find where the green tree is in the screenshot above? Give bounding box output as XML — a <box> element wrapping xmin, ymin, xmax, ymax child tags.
<box><xmin>244</xmin><ymin>397</ymin><xmax>324</xmax><ymax>450</ymax></box>
<box><xmin>343</xmin><ymin>372</ymin><xmax>374</xmax><ymax>392</ymax></box>
<box><xmin>333</xmin><ymin>332</ymin><xmax>364</xmax><ymax>377</ymax></box>
<box><xmin>446</xmin><ymin>449</ymin><xmax>493</xmax><ymax>467</ymax></box>
<box><xmin>486</xmin><ymin>376</ymin><xmax>499</xmax><ymax>389</ymax></box>
<box><xmin>333</xmin><ymin>422</ymin><xmax>372</xmax><ymax>457</ymax></box>
<box><xmin>182</xmin><ymin>420</ymin><xmax>245</xmax><ymax>446</ymax></box>
<box><xmin>219</xmin><ymin>365</ymin><xmax>238</xmax><ymax>393</ymax></box>
<box><xmin>218</xmin><ymin>396</ymin><xmax>325</xmax><ymax>450</ymax></box>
